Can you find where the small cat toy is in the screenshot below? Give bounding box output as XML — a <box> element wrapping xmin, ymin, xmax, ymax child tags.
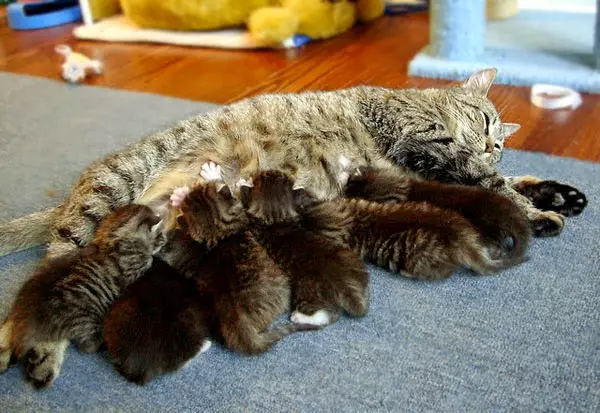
<box><xmin>55</xmin><ymin>44</ymin><xmax>103</xmax><ymax>84</ymax></box>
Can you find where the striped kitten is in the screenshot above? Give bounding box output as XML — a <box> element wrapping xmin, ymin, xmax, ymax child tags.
<box><xmin>0</xmin><ymin>204</ymin><xmax>165</xmax><ymax>388</ymax></box>
<box><xmin>344</xmin><ymin>166</ymin><xmax>532</xmax><ymax>262</ymax></box>
<box><xmin>240</xmin><ymin>170</ymin><xmax>369</xmax><ymax>327</ymax></box>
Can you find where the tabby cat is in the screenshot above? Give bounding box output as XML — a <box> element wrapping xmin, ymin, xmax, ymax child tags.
<box><xmin>0</xmin><ymin>68</ymin><xmax>587</xmax><ymax>260</ymax></box>
<box><xmin>0</xmin><ymin>204</ymin><xmax>165</xmax><ymax>388</ymax></box>
<box><xmin>240</xmin><ymin>170</ymin><xmax>369</xmax><ymax>327</ymax></box>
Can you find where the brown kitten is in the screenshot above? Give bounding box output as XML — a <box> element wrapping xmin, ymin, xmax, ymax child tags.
<box><xmin>104</xmin><ymin>256</ymin><xmax>211</xmax><ymax>386</ymax></box>
<box><xmin>344</xmin><ymin>166</ymin><xmax>532</xmax><ymax>262</ymax></box>
<box><xmin>176</xmin><ymin>170</ymin><xmax>318</xmax><ymax>354</ymax></box>
<box><xmin>240</xmin><ymin>170</ymin><xmax>369</xmax><ymax>327</ymax></box>
<box><xmin>0</xmin><ymin>204</ymin><xmax>165</xmax><ymax>388</ymax></box>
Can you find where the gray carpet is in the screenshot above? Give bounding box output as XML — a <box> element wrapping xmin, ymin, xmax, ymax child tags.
<box><xmin>0</xmin><ymin>73</ymin><xmax>599</xmax><ymax>412</ymax></box>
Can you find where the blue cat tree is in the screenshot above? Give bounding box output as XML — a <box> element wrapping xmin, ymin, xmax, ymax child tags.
<box><xmin>409</xmin><ymin>0</ymin><xmax>600</xmax><ymax>93</ymax></box>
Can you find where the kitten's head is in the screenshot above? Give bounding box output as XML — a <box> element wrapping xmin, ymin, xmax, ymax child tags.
<box><xmin>94</xmin><ymin>204</ymin><xmax>165</xmax><ymax>253</ymax></box>
<box><xmin>240</xmin><ymin>170</ymin><xmax>314</xmax><ymax>225</ymax></box>
<box><xmin>179</xmin><ymin>182</ymin><xmax>246</xmax><ymax>247</ymax></box>
<box><xmin>443</xmin><ymin>68</ymin><xmax>520</xmax><ymax>164</ymax></box>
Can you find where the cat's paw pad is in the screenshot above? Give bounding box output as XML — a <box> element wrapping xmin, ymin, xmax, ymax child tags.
<box><xmin>201</xmin><ymin>162</ymin><xmax>222</xmax><ymax>182</ymax></box>
<box><xmin>531</xmin><ymin>210</ymin><xmax>565</xmax><ymax>237</ymax></box>
<box><xmin>170</xmin><ymin>186</ymin><xmax>190</xmax><ymax>208</ymax></box>
<box><xmin>200</xmin><ymin>340</ymin><xmax>212</xmax><ymax>354</ymax></box>
<box><xmin>235</xmin><ymin>178</ymin><xmax>253</xmax><ymax>189</ymax></box>
<box><xmin>526</xmin><ymin>180</ymin><xmax>587</xmax><ymax>217</ymax></box>
<box><xmin>291</xmin><ymin>310</ymin><xmax>332</xmax><ymax>327</ymax></box>
<box><xmin>24</xmin><ymin>345</ymin><xmax>64</xmax><ymax>389</ymax></box>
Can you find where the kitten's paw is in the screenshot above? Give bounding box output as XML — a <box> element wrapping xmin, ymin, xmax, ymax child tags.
<box><xmin>200</xmin><ymin>339</ymin><xmax>212</xmax><ymax>354</ymax></box>
<box><xmin>291</xmin><ymin>310</ymin><xmax>332</xmax><ymax>327</ymax></box>
<box><xmin>530</xmin><ymin>210</ymin><xmax>565</xmax><ymax>237</ymax></box>
<box><xmin>24</xmin><ymin>341</ymin><xmax>68</xmax><ymax>389</ymax></box>
<box><xmin>170</xmin><ymin>186</ymin><xmax>190</xmax><ymax>208</ymax></box>
<box><xmin>200</xmin><ymin>162</ymin><xmax>222</xmax><ymax>182</ymax></box>
<box><xmin>73</xmin><ymin>336</ymin><xmax>102</xmax><ymax>354</ymax></box>
<box><xmin>0</xmin><ymin>321</ymin><xmax>14</xmax><ymax>373</ymax></box>
<box><xmin>235</xmin><ymin>178</ymin><xmax>253</xmax><ymax>189</ymax></box>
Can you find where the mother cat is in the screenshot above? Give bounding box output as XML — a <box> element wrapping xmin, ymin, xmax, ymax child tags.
<box><xmin>0</xmin><ymin>68</ymin><xmax>587</xmax><ymax>258</ymax></box>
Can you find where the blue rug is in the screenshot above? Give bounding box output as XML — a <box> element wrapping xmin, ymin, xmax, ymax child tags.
<box><xmin>1</xmin><ymin>73</ymin><xmax>599</xmax><ymax>412</ymax></box>
<box><xmin>410</xmin><ymin>10</ymin><xmax>600</xmax><ymax>93</ymax></box>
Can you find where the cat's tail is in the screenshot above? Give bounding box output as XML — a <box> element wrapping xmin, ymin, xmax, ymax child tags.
<box><xmin>0</xmin><ymin>208</ymin><xmax>57</xmax><ymax>257</ymax></box>
<box><xmin>226</xmin><ymin>322</ymin><xmax>320</xmax><ymax>355</ymax></box>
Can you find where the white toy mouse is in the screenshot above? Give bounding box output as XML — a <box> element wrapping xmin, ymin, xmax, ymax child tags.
<box><xmin>55</xmin><ymin>44</ymin><xmax>103</xmax><ymax>84</ymax></box>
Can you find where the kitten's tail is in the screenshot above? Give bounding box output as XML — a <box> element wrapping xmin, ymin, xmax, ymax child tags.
<box><xmin>461</xmin><ymin>241</ymin><xmax>528</xmax><ymax>275</ymax></box>
<box><xmin>0</xmin><ymin>208</ymin><xmax>57</xmax><ymax>257</ymax></box>
<box><xmin>228</xmin><ymin>322</ymin><xmax>320</xmax><ymax>355</ymax></box>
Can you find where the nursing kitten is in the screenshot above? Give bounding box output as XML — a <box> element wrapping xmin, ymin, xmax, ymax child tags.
<box><xmin>104</xmin><ymin>257</ymin><xmax>211</xmax><ymax>386</ymax></box>
<box><xmin>344</xmin><ymin>165</ymin><xmax>532</xmax><ymax>261</ymax></box>
<box><xmin>174</xmin><ymin>168</ymin><xmax>318</xmax><ymax>354</ymax></box>
<box><xmin>240</xmin><ymin>170</ymin><xmax>369</xmax><ymax>327</ymax></box>
<box><xmin>0</xmin><ymin>204</ymin><xmax>165</xmax><ymax>388</ymax></box>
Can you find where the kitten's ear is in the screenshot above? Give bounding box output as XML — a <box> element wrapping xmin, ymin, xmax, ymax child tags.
<box><xmin>293</xmin><ymin>187</ymin><xmax>315</xmax><ymax>209</ymax></box>
<box><xmin>217</xmin><ymin>184</ymin><xmax>233</xmax><ymax>200</ymax></box>
<box><xmin>462</xmin><ymin>68</ymin><xmax>497</xmax><ymax>96</ymax></box>
<box><xmin>501</xmin><ymin>122</ymin><xmax>520</xmax><ymax>139</ymax></box>
<box><xmin>239</xmin><ymin>185</ymin><xmax>252</xmax><ymax>207</ymax></box>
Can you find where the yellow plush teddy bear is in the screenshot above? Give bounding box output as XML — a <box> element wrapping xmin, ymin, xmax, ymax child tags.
<box><xmin>117</xmin><ymin>0</ymin><xmax>385</xmax><ymax>45</ymax></box>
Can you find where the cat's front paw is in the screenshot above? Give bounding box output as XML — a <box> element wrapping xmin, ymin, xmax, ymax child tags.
<box><xmin>519</xmin><ymin>179</ymin><xmax>587</xmax><ymax>217</ymax></box>
<box><xmin>530</xmin><ymin>210</ymin><xmax>565</xmax><ymax>237</ymax></box>
<box><xmin>170</xmin><ymin>186</ymin><xmax>190</xmax><ymax>208</ymax></box>
<box><xmin>74</xmin><ymin>335</ymin><xmax>103</xmax><ymax>354</ymax></box>
<box><xmin>200</xmin><ymin>162</ymin><xmax>222</xmax><ymax>182</ymax></box>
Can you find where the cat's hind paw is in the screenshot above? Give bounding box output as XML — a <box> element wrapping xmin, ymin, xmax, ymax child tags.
<box><xmin>170</xmin><ymin>186</ymin><xmax>190</xmax><ymax>208</ymax></box>
<box><xmin>291</xmin><ymin>310</ymin><xmax>332</xmax><ymax>327</ymax></box>
<box><xmin>200</xmin><ymin>162</ymin><xmax>222</xmax><ymax>182</ymax></box>
<box><xmin>24</xmin><ymin>340</ymin><xmax>68</xmax><ymax>389</ymax></box>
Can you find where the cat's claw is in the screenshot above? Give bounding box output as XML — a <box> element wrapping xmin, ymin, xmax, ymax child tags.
<box><xmin>236</xmin><ymin>178</ymin><xmax>253</xmax><ymax>189</ymax></box>
<box><xmin>170</xmin><ymin>186</ymin><xmax>190</xmax><ymax>208</ymax></box>
<box><xmin>201</xmin><ymin>162</ymin><xmax>222</xmax><ymax>182</ymax></box>
<box><xmin>291</xmin><ymin>310</ymin><xmax>332</xmax><ymax>327</ymax></box>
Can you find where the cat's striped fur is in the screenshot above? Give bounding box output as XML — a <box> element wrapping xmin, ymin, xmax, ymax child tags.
<box><xmin>0</xmin><ymin>69</ymin><xmax>587</xmax><ymax>258</ymax></box>
<box><xmin>0</xmin><ymin>204</ymin><xmax>165</xmax><ymax>388</ymax></box>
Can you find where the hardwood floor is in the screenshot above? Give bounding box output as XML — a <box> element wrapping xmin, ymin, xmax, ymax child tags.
<box><xmin>1</xmin><ymin>8</ymin><xmax>599</xmax><ymax>162</ymax></box>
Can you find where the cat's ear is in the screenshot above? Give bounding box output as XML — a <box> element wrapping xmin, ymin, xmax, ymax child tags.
<box><xmin>501</xmin><ymin>122</ymin><xmax>521</xmax><ymax>139</ymax></box>
<box><xmin>217</xmin><ymin>184</ymin><xmax>233</xmax><ymax>200</ymax></box>
<box><xmin>462</xmin><ymin>68</ymin><xmax>497</xmax><ymax>96</ymax></box>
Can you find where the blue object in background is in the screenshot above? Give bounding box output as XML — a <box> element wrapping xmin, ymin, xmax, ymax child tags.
<box><xmin>7</xmin><ymin>0</ymin><xmax>82</xmax><ymax>30</ymax></box>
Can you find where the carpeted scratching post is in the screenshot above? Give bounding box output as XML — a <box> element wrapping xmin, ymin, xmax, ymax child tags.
<box><xmin>430</xmin><ymin>0</ymin><xmax>485</xmax><ymax>60</ymax></box>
